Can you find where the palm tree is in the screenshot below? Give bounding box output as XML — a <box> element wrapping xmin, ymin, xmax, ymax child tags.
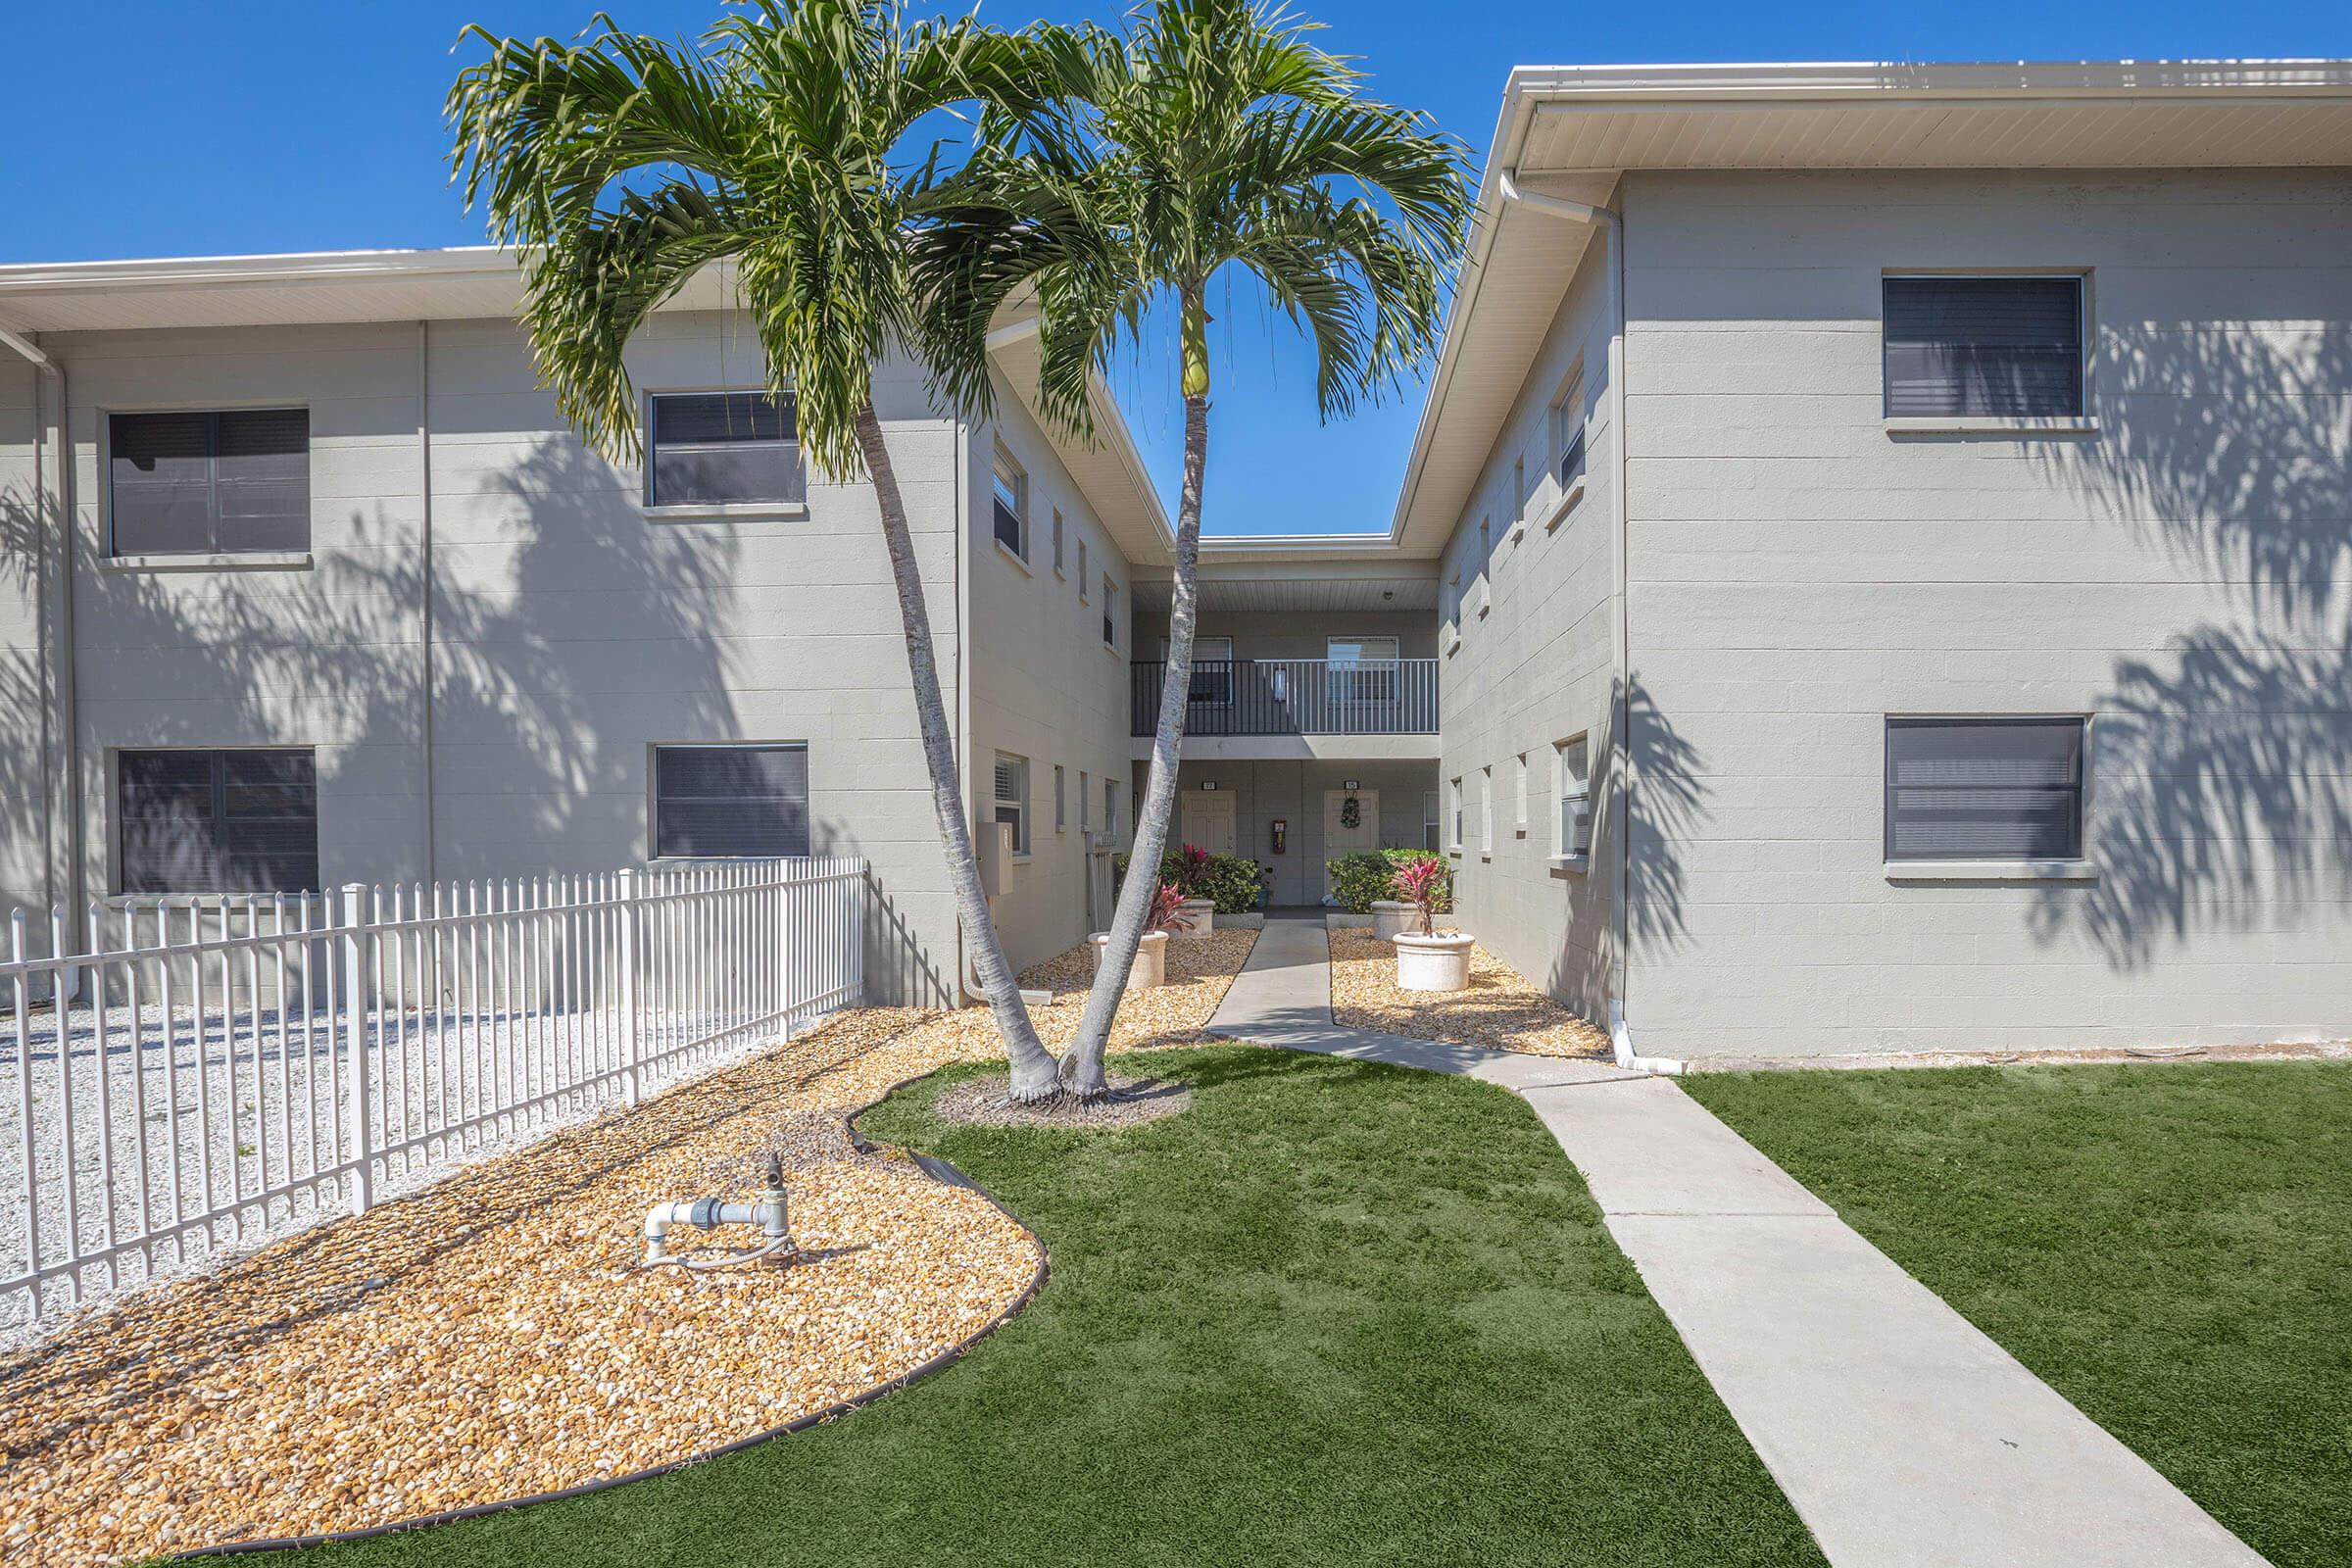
<box><xmin>445</xmin><ymin>0</ymin><xmax>1066</xmax><ymax>1100</ymax></box>
<box><xmin>916</xmin><ymin>0</ymin><xmax>1469</xmax><ymax>1098</ymax></box>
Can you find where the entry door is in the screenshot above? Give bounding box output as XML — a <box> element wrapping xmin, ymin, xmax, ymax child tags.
<box><xmin>1322</xmin><ymin>788</ymin><xmax>1380</xmax><ymax>897</ymax></box>
<box><xmin>1181</xmin><ymin>789</ymin><xmax>1239</xmax><ymax>858</ymax></box>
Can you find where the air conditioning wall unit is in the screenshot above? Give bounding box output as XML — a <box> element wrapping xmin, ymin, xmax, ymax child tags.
<box><xmin>977</xmin><ymin>818</ymin><xmax>1015</xmax><ymax>898</ymax></box>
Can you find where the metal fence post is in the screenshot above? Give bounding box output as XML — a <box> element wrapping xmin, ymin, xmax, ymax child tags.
<box><xmin>339</xmin><ymin>883</ymin><xmax>374</xmax><ymax>1215</ymax></box>
<box><xmin>616</xmin><ymin>868</ymin><xmax>641</xmax><ymax>1105</ymax></box>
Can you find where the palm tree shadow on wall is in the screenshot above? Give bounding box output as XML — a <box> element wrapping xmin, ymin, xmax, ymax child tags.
<box><xmin>0</xmin><ymin>431</ymin><xmax>943</xmax><ymax>1004</ymax></box>
<box><xmin>2027</xmin><ymin>319</ymin><xmax>2352</xmax><ymax>969</ymax></box>
<box><xmin>1549</xmin><ymin>673</ymin><xmax>1708</xmax><ymax>1015</ymax></box>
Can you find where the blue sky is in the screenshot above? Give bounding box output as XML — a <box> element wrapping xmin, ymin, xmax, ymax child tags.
<box><xmin>5</xmin><ymin>1</ymin><xmax>2346</xmax><ymax>535</ymax></box>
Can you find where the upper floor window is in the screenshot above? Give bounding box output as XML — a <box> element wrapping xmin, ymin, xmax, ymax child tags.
<box><xmin>1172</xmin><ymin>635</ymin><xmax>1234</xmax><ymax>705</ymax></box>
<box><xmin>1555</xmin><ymin>735</ymin><xmax>1592</xmax><ymax>858</ymax></box>
<box><xmin>1102</xmin><ymin>578</ymin><xmax>1119</xmax><ymax>649</ymax></box>
<box><xmin>118</xmin><ymin>747</ymin><xmax>318</xmax><ymax>894</ymax></box>
<box><xmin>654</xmin><ymin>743</ymin><xmax>810</xmax><ymax>858</ymax></box>
<box><xmin>1051</xmin><ymin>508</ymin><xmax>1065</xmax><ymax>575</ymax></box>
<box><xmin>1078</xmin><ymin>539</ymin><xmax>1091</xmax><ymax>600</ymax></box>
<box><xmin>1328</xmin><ymin>636</ymin><xmax>1399</xmax><ymax>705</ymax></box>
<box><xmin>992</xmin><ymin>451</ymin><xmax>1028</xmax><ymax>559</ymax></box>
<box><xmin>1883</xmin><ymin>275</ymin><xmax>2084</xmax><ymax>420</ymax></box>
<box><xmin>1550</xmin><ymin>368</ymin><xmax>1587</xmax><ymax>493</ymax></box>
<box><xmin>648</xmin><ymin>392</ymin><xmax>805</xmax><ymax>508</ymax></box>
<box><xmin>1885</xmin><ymin>717</ymin><xmax>2084</xmax><ymax>861</ymax></box>
<box><xmin>110</xmin><ymin>409</ymin><xmax>309</xmax><ymax>557</ymax></box>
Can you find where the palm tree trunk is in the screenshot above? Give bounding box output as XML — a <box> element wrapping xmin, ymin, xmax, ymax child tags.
<box><xmin>854</xmin><ymin>399</ymin><xmax>1060</xmax><ymax>1099</ymax></box>
<box><xmin>1061</xmin><ymin>374</ymin><xmax>1208</xmax><ymax>1098</ymax></box>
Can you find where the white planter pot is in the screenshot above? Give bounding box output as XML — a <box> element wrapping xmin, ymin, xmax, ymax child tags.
<box><xmin>1174</xmin><ymin>898</ymin><xmax>1215</xmax><ymax>936</ymax></box>
<box><xmin>1089</xmin><ymin>929</ymin><xmax>1170</xmax><ymax>988</ymax></box>
<box><xmin>1394</xmin><ymin>931</ymin><xmax>1475</xmax><ymax>992</ymax></box>
<box><xmin>1369</xmin><ymin>901</ymin><xmax>1420</xmax><ymax>941</ymax></box>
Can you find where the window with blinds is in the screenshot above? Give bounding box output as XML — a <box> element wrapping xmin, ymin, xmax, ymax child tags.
<box><xmin>1883</xmin><ymin>276</ymin><xmax>2085</xmax><ymax>419</ymax></box>
<box><xmin>993</xmin><ymin>754</ymin><xmax>1029</xmax><ymax>855</ymax></box>
<box><xmin>1885</xmin><ymin>718</ymin><xmax>2084</xmax><ymax>861</ymax></box>
<box><xmin>1550</xmin><ymin>368</ymin><xmax>1587</xmax><ymax>490</ymax></box>
<box><xmin>648</xmin><ymin>392</ymin><xmax>805</xmax><ymax>507</ymax></box>
<box><xmin>1556</xmin><ymin>735</ymin><xmax>1592</xmax><ymax>858</ymax></box>
<box><xmin>110</xmin><ymin>409</ymin><xmax>309</xmax><ymax>556</ymax></box>
<box><xmin>653</xmin><ymin>744</ymin><xmax>810</xmax><ymax>858</ymax></box>
<box><xmin>118</xmin><ymin>749</ymin><xmax>318</xmax><ymax>894</ymax></box>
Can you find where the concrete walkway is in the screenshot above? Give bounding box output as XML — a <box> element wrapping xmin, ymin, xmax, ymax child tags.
<box><xmin>1209</xmin><ymin>917</ymin><xmax>2264</xmax><ymax>1568</ymax></box>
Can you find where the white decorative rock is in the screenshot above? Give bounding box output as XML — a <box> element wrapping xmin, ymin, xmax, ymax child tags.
<box><xmin>1394</xmin><ymin>931</ymin><xmax>1475</xmax><ymax>992</ymax></box>
<box><xmin>1175</xmin><ymin>898</ymin><xmax>1216</xmax><ymax>936</ymax></box>
<box><xmin>1090</xmin><ymin>929</ymin><xmax>1170</xmax><ymax>988</ymax></box>
<box><xmin>1370</xmin><ymin>901</ymin><xmax>1419</xmax><ymax>941</ymax></box>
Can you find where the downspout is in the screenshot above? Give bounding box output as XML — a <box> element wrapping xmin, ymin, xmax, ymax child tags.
<box><xmin>1495</xmin><ymin>173</ymin><xmax>1683</xmax><ymax>1077</ymax></box>
<box><xmin>1</xmin><ymin>325</ymin><xmax>82</xmax><ymax>938</ymax></box>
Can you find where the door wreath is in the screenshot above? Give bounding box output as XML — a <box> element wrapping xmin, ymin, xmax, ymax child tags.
<box><xmin>1339</xmin><ymin>794</ymin><xmax>1362</xmax><ymax>830</ymax></box>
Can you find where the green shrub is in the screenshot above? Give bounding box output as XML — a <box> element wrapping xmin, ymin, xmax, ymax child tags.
<box><xmin>1325</xmin><ymin>849</ymin><xmax>1452</xmax><ymax>914</ymax></box>
<box><xmin>1115</xmin><ymin>849</ymin><xmax>1263</xmax><ymax>913</ymax></box>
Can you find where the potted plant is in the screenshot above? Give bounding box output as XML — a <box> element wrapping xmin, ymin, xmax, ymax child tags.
<box><xmin>1171</xmin><ymin>843</ymin><xmax>1215</xmax><ymax>936</ymax></box>
<box><xmin>1388</xmin><ymin>858</ymin><xmax>1473</xmax><ymax>992</ymax></box>
<box><xmin>1091</xmin><ymin>881</ymin><xmax>1183</xmax><ymax>988</ymax></box>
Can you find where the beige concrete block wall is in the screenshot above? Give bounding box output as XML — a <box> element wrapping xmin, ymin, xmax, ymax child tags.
<box><xmin>965</xmin><ymin>383</ymin><xmax>1134</xmax><ymax>971</ymax></box>
<box><xmin>1436</xmin><ymin>249</ymin><xmax>1623</xmax><ymax>1022</ymax></box>
<box><xmin>37</xmin><ymin>313</ymin><xmax>969</xmax><ymax>1004</ymax></box>
<box><xmin>1621</xmin><ymin>167</ymin><xmax>2352</xmax><ymax>1055</ymax></box>
<box><xmin>0</xmin><ymin>358</ymin><xmax>53</xmax><ymax>922</ymax></box>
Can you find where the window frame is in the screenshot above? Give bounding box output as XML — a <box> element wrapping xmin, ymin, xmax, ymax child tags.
<box><xmin>1422</xmin><ymin>790</ymin><xmax>1441</xmax><ymax>853</ymax></box>
<box><xmin>642</xmin><ymin>389</ymin><xmax>808</xmax><ymax>515</ymax></box>
<box><xmin>1103</xmin><ymin>777</ymin><xmax>1119</xmax><ymax>841</ymax></box>
<box><xmin>1479</xmin><ymin>767</ymin><xmax>1494</xmax><ymax>857</ymax></box>
<box><xmin>991</xmin><ymin>448</ymin><xmax>1029</xmax><ymax>563</ymax></box>
<box><xmin>115</xmin><ymin>745</ymin><xmax>320</xmax><ymax>896</ymax></box>
<box><xmin>1078</xmin><ymin>539</ymin><xmax>1090</xmax><ymax>602</ymax></box>
<box><xmin>1882</xmin><ymin>714</ymin><xmax>2094</xmax><ymax>876</ymax></box>
<box><xmin>1447</xmin><ymin>776</ymin><xmax>1464</xmax><ymax>856</ymax></box>
<box><xmin>1880</xmin><ymin>272</ymin><xmax>2094</xmax><ymax>431</ymax></box>
<box><xmin>105</xmin><ymin>405</ymin><xmax>313</xmax><ymax>561</ymax></box>
<box><xmin>1102</xmin><ymin>576</ymin><xmax>1119</xmax><ymax>650</ymax></box>
<box><xmin>1051</xmin><ymin>508</ymin><xmax>1066</xmax><ymax>576</ymax></box>
<box><xmin>1547</xmin><ymin>364</ymin><xmax>1589</xmax><ymax>526</ymax></box>
<box><xmin>1553</xmin><ymin>734</ymin><xmax>1592</xmax><ymax>866</ymax></box>
<box><xmin>992</xmin><ymin>752</ymin><xmax>1031</xmax><ymax>858</ymax></box>
<box><xmin>1171</xmin><ymin>635</ymin><xmax>1236</xmax><ymax>706</ymax></box>
<box><xmin>1054</xmin><ymin>763</ymin><xmax>1067</xmax><ymax>833</ymax></box>
<box><xmin>650</xmin><ymin>742</ymin><xmax>812</xmax><ymax>860</ymax></box>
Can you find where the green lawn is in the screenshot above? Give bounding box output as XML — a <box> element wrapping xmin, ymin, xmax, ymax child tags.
<box><xmin>1685</xmin><ymin>1060</ymin><xmax>2352</xmax><ymax>1568</ymax></box>
<box><xmin>291</xmin><ymin>1046</ymin><xmax>1822</xmax><ymax>1568</ymax></box>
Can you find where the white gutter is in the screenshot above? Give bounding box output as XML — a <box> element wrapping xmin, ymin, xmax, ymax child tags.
<box><xmin>0</xmin><ymin>324</ymin><xmax>82</xmax><ymax>930</ymax></box>
<box><xmin>1494</xmin><ymin>172</ymin><xmax>1682</xmax><ymax>1079</ymax></box>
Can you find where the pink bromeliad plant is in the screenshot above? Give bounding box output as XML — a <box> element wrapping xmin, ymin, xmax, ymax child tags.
<box><xmin>1147</xmin><ymin>880</ymin><xmax>1191</xmax><ymax>934</ymax></box>
<box><xmin>1174</xmin><ymin>843</ymin><xmax>1210</xmax><ymax>895</ymax></box>
<box><xmin>1389</xmin><ymin>857</ymin><xmax>1447</xmax><ymax>935</ymax></box>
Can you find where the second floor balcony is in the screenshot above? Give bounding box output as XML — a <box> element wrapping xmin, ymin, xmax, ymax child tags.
<box><xmin>1131</xmin><ymin>658</ymin><xmax>1440</xmax><ymax>740</ymax></box>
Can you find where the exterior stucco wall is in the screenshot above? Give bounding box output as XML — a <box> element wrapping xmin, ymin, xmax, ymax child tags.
<box><xmin>965</xmin><ymin>383</ymin><xmax>1134</xmax><ymax>972</ymax></box>
<box><xmin>1620</xmin><ymin>167</ymin><xmax>2352</xmax><ymax>1055</ymax></box>
<box><xmin>0</xmin><ymin>358</ymin><xmax>50</xmax><ymax>923</ymax></box>
<box><xmin>33</xmin><ymin>314</ymin><xmax>967</xmax><ymax>1004</ymax></box>
<box><xmin>1132</xmin><ymin>608</ymin><xmax>1439</xmax><ymax>662</ymax></box>
<box><xmin>1435</xmin><ymin>240</ymin><xmax>1624</xmax><ymax>1024</ymax></box>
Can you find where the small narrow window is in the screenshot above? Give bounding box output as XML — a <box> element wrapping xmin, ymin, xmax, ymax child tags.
<box><xmin>648</xmin><ymin>392</ymin><xmax>805</xmax><ymax>507</ymax></box>
<box><xmin>1051</xmin><ymin>509</ymin><xmax>1065</xmax><ymax>574</ymax></box>
<box><xmin>1422</xmin><ymin>790</ymin><xmax>1441</xmax><ymax>853</ymax></box>
<box><xmin>1102</xmin><ymin>578</ymin><xmax>1118</xmax><ymax>649</ymax></box>
<box><xmin>1556</xmin><ymin>736</ymin><xmax>1592</xmax><ymax>857</ymax></box>
<box><xmin>110</xmin><ymin>409</ymin><xmax>310</xmax><ymax>556</ymax></box>
<box><xmin>1479</xmin><ymin>767</ymin><xmax>1494</xmax><ymax>854</ymax></box>
<box><xmin>1103</xmin><ymin>778</ymin><xmax>1119</xmax><ymax>840</ymax></box>
<box><xmin>992</xmin><ymin>451</ymin><xmax>1028</xmax><ymax>559</ymax></box>
<box><xmin>1079</xmin><ymin>770</ymin><xmax>1092</xmax><ymax>831</ymax></box>
<box><xmin>1885</xmin><ymin>717</ymin><xmax>2085</xmax><ymax>861</ymax></box>
<box><xmin>994</xmin><ymin>753</ymin><xmax>1030</xmax><ymax>856</ymax></box>
<box><xmin>1514</xmin><ymin>753</ymin><xmax>1529</xmax><ymax>833</ymax></box>
<box><xmin>1550</xmin><ymin>368</ymin><xmax>1587</xmax><ymax>494</ymax></box>
<box><xmin>118</xmin><ymin>748</ymin><xmax>319</xmax><ymax>894</ymax></box>
<box><xmin>1883</xmin><ymin>275</ymin><xmax>2085</xmax><ymax>419</ymax></box>
<box><xmin>1078</xmin><ymin>540</ymin><xmax>1091</xmax><ymax>600</ymax></box>
<box><xmin>653</xmin><ymin>744</ymin><xmax>810</xmax><ymax>858</ymax></box>
<box><xmin>1054</xmin><ymin>764</ymin><xmax>1067</xmax><ymax>832</ymax></box>
<box><xmin>1512</xmin><ymin>456</ymin><xmax>1526</xmax><ymax>531</ymax></box>
<box><xmin>1448</xmin><ymin>777</ymin><xmax>1464</xmax><ymax>853</ymax></box>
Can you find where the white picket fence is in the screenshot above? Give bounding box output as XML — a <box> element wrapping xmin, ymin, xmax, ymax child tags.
<box><xmin>0</xmin><ymin>858</ymin><xmax>867</xmax><ymax>1334</ymax></box>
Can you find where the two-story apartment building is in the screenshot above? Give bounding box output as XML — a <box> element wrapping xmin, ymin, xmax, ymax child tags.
<box><xmin>5</xmin><ymin>58</ymin><xmax>2350</xmax><ymax>1060</ymax></box>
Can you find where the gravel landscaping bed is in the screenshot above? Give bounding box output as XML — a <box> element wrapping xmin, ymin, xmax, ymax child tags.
<box><xmin>0</xmin><ymin>933</ymin><xmax>1255</xmax><ymax>1566</ymax></box>
<box><xmin>1327</xmin><ymin>928</ymin><xmax>1610</xmax><ymax>1059</ymax></box>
